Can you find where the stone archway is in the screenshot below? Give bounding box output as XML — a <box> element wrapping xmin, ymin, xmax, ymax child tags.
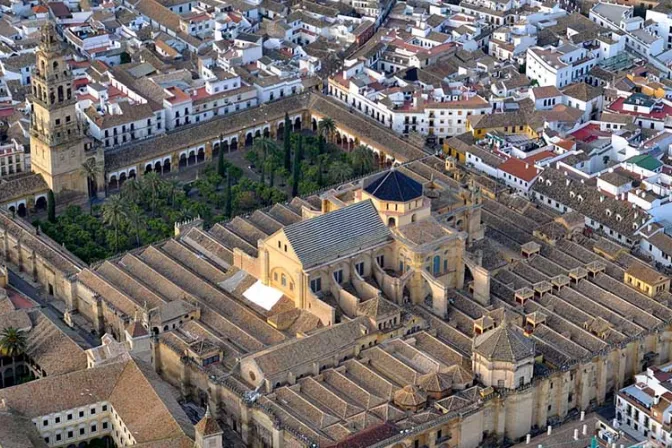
<box><xmin>245</xmin><ymin>133</ymin><xmax>254</xmax><ymax>147</ymax></box>
<box><xmin>119</xmin><ymin>172</ymin><xmax>127</xmax><ymax>187</ymax></box>
<box><xmin>163</xmin><ymin>159</ymin><xmax>171</xmax><ymax>173</ymax></box>
<box><xmin>212</xmin><ymin>142</ymin><xmax>220</xmax><ymax>159</ymax></box>
<box><xmin>154</xmin><ymin>161</ymin><xmax>162</xmax><ymax>173</ymax></box>
<box><xmin>109</xmin><ymin>175</ymin><xmax>118</xmax><ymax>190</ymax></box>
<box><xmin>254</xmin><ymin>129</ymin><xmax>261</xmax><ymax>139</ymax></box>
<box><xmin>294</xmin><ymin>117</ymin><xmax>301</xmax><ymax>131</ymax></box>
<box><xmin>197</xmin><ymin>147</ymin><xmax>205</xmax><ymax>163</ymax></box>
<box><xmin>312</xmin><ymin>118</ymin><xmax>318</xmax><ymax>131</ymax></box>
<box><xmin>179</xmin><ymin>154</ymin><xmax>187</xmax><ymax>168</ymax></box>
<box><xmin>263</xmin><ymin>127</ymin><xmax>270</xmax><ymax>138</ymax></box>
<box><xmin>187</xmin><ymin>151</ymin><xmax>196</xmax><ymax>166</ymax></box>
<box><xmin>231</xmin><ymin>137</ymin><xmax>238</xmax><ymax>151</ymax></box>
<box><xmin>35</xmin><ymin>196</ymin><xmax>47</xmax><ymax>210</ymax></box>
<box><xmin>128</xmin><ymin>169</ymin><xmax>136</xmax><ymax>179</ymax></box>
<box><xmin>277</xmin><ymin>122</ymin><xmax>284</xmax><ymax>139</ymax></box>
<box><xmin>145</xmin><ymin>164</ymin><xmax>153</xmax><ymax>174</ymax></box>
<box><xmin>17</xmin><ymin>203</ymin><xmax>26</xmax><ymax>217</ymax></box>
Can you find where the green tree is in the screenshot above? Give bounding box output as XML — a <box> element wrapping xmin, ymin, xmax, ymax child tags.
<box><xmin>330</xmin><ymin>161</ymin><xmax>354</xmax><ymax>184</ymax></box>
<box><xmin>102</xmin><ymin>195</ymin><xmax>127</xmax><ymax>252</ymax></box>
<box><xmin>292</xmin><ymin>136</ymin><xmax>303</xmax><ymax>197</ymax></box>
<box><xmin>0</xmin><ymin>327</ymin><xmax>27</xmax><ymax>384</ymax></box>
<box><xmin>47</xmin><ymin>189</ymin><xmax>56</xmax><ymax>223</ymax></box>
<box><xmin>283</xmin><ymin>113</ymin><xmax>291</xmax><ymax>171</ymax></box>
<box><xmin>217</xmin><ymin>133</ymin><xmax>227</xmax><ymax>178</ymax></box>
<box><xmin>125</xmin><ymin>204</ymin><xmax>145</xmax><ymax>248</ymax></box>
<box><xmin>225</xmin><ymin>169</ymin><xmax>233</xmax><ymax>218</ymax></box>
<box><xmin>142</xmin><ymin>172</ymin><xmax>163</xmax><ymax>213</ymax></box>
<box><xmin>317</xmin><ymin>154</ymin><xmax>329</xmax><ymax>186</ymax></box>
<box><xmin>80</xmin><ymin>158</ymin><xmax>101</xmax><ymax>214</ymax></box>
<box><xmin>251</xmin><ymin>138</ymin><xmax>278</xmax><ymax>184</ymax></box>
<box><xmin>350</xmin><ymin>145</ymin><xmax>375</xmax><ymax>175</ymax></box>
<box><xmin>318</xmin><ymin>117</ymin><xmax>336</xmax><ymax>143</ymax></box>
<box><xmin>121</xmin><ymin>178</ymin><xmax>142</xmax><ymax>204</ymax></box>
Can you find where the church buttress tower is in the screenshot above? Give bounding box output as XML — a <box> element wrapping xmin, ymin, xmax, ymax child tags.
<box><xmin>30</xmin><ymin>22</ymin><xmax>98</xmax><ymax>198</ymax></box>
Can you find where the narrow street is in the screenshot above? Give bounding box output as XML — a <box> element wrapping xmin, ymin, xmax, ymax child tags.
<box><xmin>8</xmin><ymin>269</ymin><xmax>100</xmax><ymax>348</ymax></box>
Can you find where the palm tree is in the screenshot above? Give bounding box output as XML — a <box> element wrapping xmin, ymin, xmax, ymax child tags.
<box><xmin>142</xmin><ymin>172</ymin><xmax>163</xmax><ymax>213</ymax></box>
<box><xmin>80</xmin><ymin>158</ymin><xmax>101</xmax><ymax>214</ymax></box>
<box><xmin>125</xmin><ymin>204</ymin><xmax>145</xmax><ymax>248</ymax></box>
<box><xmin>329</xmin><ymin>161</ymin><xmax>354</xmax><ymax>184</ymax></box>
<box><xmin>102</xmin><ymin>195</ymin><xmax>127</xmax><ymax>252</ymax></box>
<box><xmin>164</xmin><ymin>179</ymin><xmax>181</xmax><ymax>206</ymax></box>
<box><xmin>121</xmin><ymin>178</ymin><xmax>142</xmax><ymax>204</ymax></box>
<box><xmin>0</xmin><ymin>327</ymin><xmax>27</xmax><ymax>385</ymax></box>
<box><xmin>318</xmin><ymin>117</ymin><xmax>336</xmax><ymax>143</ymax></box>
<box><xmin>350</xmin><ymin>145</ymin><xmax>375</xmax><ymax>175</ymax></box>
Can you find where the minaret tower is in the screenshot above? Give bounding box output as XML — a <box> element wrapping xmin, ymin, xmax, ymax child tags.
<box><xmin>30</xmin><ymin>21</ymin><xmax>95</xmax><ymax>197</ymax></box>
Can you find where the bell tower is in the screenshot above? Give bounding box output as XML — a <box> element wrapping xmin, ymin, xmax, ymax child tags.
<box><xmin>30</xmin><ymin>22</ymin><xmax>94</xmax><ymax>197</ymax></box>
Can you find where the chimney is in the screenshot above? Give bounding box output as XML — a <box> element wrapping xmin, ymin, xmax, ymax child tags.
<box><xmin>573</xmin><ymin>429</ymin><xmax>579</xmax><ymax>440</ymax></box>
<box><xmin>580</xmin><ymin>411</ymin><xmax>585</xmax><ymax>421</ymax></box>
<box><xmin>547</xmin><ymin>425</ymin><xmax>552</xmax><ymax>436</ymax></box>
<box><xmin>526</xmin><ymin>434</ymin><xmax>531</xmax><ymax>444</ymax></box>
<box><xmin>582</xmin><ymin>424</ymin><xmax>587</xmax><ymax>436</ymax></box>
<box><xmin>600</xmin><ymin>196</ymin><xmax>604</xmax><ymax>202</ymax></box>
<box><xmin>526</xmin><ymin>163</ymin><xmax>530</xmax><ymax>169</ymax></box>
<box><xmin>566</xmin><ymin>178</ymin><xmax>570</xmax><ymax>186</ymax></box>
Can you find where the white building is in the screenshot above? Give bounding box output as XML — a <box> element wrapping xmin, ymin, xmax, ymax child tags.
<box><xmin>526</xmin><ymin>44</ymin><xmax>597</xmax><ymax>88</ymax></box>
<box><xmin>616</xmin><ymin>362</ymin><xmax>672</xmax><ymax>445</ymax></box>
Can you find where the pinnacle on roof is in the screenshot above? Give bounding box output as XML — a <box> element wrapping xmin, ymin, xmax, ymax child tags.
<box><xmin>195</xmin><ymin>404</ymin><xmax>223</xmax><ymax>436</ymax></box>
<box><xmin>364</xmin><ymin>169</ymin><xmax>423</xmax><ymax>202</ymax></box>
<box><xmin>393</xmin><ymin>384</ymin><xmax>427</xmax><ymax>408</ymax></box>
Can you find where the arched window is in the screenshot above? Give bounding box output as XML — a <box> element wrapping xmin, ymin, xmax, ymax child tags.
<box><xmin>281</xmin><ymin>274</ymin><xmax>287</xmax><ymax>287</ymax></box>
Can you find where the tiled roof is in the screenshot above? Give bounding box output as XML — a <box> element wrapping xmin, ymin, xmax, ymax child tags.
<box><xmin>283</xmin><ymin>200</ymin><xmax>391</xmax><ymax>269</ymax></box>
<box><xmin>473</xmin><ymin>321</ymin><xmax>535</xmax><ymax>363</ymax></box>
<box><xmin>363</xmin><ymin>170</ymin><xmax>423</xmax><ymax>202</ymax></box>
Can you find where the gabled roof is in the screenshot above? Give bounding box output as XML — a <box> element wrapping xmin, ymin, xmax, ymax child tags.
<box><xmin>283</xmin><ymin>200</ymin><xmax>390</xmax><ymax>269</ymax></box>
<box><xmin>363</xmin><ymin>170</ymin><xmax>423</xmax><ymax>202</ymax></box>
<box><xmin>473</xmin><ymin>322</ymin><xmax>535</xmax><ymax>363</ymax></box>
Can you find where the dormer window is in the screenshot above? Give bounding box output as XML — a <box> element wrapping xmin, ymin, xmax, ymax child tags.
<box><xmin>616</xmin><ymin>214</ymin><xmax>622</xmax><ymax>222</ymax></box>
<box><xmin>546</xmin><ymin>179</ymin><xmax>552</xmax><ymax>186</ymax></box>
<box><xmin>606</xmin><ymin>209</ymin><xmax>612</xmax><ymax>217</ymax></box>
<box><xmin>570</xmin><ymin>191</ymin><xmax>575</xmax><ymax>199</ymax></box>
<box><xmin>577</xmin><ymin>195</ymin><xmax>584</xmax><ymax>203</ymax></box>
<box><xmin>633</xmin><ymin>222</ymin><xmax>638</xmax><ymax>230</ymax></box>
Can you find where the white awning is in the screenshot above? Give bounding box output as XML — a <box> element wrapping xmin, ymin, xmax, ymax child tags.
<box><xmin>243</xmin><ymin>280</ymin><xmax>283</xmax><ymax>311</ymax></box>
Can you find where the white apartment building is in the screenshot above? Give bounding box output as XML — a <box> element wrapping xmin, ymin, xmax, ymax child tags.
<box><xmin>590</xmin><ymin>2</ymin><xmax>664</xmax><ymax>57</ymax></box>
<box><xmin>616</xmin><ymin>362</ymin><xmax>672</xmax><ymax>445</ymax></box>
<box><xmin>526</xmin><ymin>44</ymin><xmax>597</xmax><ymax>88</ymax></box>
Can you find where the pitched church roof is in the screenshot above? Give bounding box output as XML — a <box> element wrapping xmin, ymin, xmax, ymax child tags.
<box><xmin>283</xmin><ymin>200</ymin><xmax>391</xmax><ymax>269</ymax></box>
<box><xmin>364</xmin><ymin>170</ymin><xmax>423</xmax><ymax>202</ymax></box>
<box><xmin>473</xmin><ymin>322</ymin><xmax>535</xmax><ymax>363</ymax></box>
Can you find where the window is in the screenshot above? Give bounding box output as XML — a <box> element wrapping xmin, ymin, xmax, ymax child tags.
<box><xmin>79</xmin><ymin>411</ymin><xmax>84</xmax><ymax>418</ymax></box>
<box><xmin>67</xmin><ymin>430</ymin><xmax>73</xmax><ymax>439</ymax></box>
<box><xmin>102</xmin><ymin>422</ymin><xmax>109</xmax><ymax>430</ymax></box>
<box><xmin>55</xmin><ymin>416</ymin><xmax>60</xmax><ymax>424</ymax></box>
<box><xmin>281</xmin><ymin>274</ymin><xmax>287</xmax><ymax>287</ymax></box>
<box><xmin>333</xmin><ymin>269</ymin><xmax>343</xmax><ymax>284</ymax></box>
<box><xmin>91</xmin><ymin>424</ymin><xmax>97</xmax><ymax>433</ymax></box>
<box><xmin>80</xmin><ymin>427</ymin><xmax>85</xmax><ymax>435</ymax></box>
<box><xmin>67</xmin><ymin>413</ymin><xmax>72</xmax><ymax>421</ymax></box>
<box><xmin>43</xmin><ymin>420</ymin><xmax>48</xmax><ymax>427</ymax></box>
<box><xmin>355</xmin><ymin>262</ymin><xmax>364</xmax><ymax>276</ymax></box>
<box><xmin>310</xmin><ymin>277</ymin><xmax>322</xmax><ymax>293</ymax></box>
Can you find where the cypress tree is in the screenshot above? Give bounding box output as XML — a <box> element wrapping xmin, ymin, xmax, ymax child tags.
<box><xmin>217</xmin><ymin>137</ymin><xmax>226</xmax><ymax>178</ymax></box>
<box><xmin>292</xmin><ymin>136</ymin><xmax>302</xmax><ymax>197</ymax></box>
<box><xmin>283</xmin><ymin>113</ymin><xmax>291</xmax><ymax>171</ymax></box>
<box><xmin>225</xmin><ymin>169</ymin><xmax>232</xmax><ymax>218</ymax></box>
<box><xmin>47</xmin><ymin>190</ymin><xmax>56</xmax><ymax>223</ymax></box>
